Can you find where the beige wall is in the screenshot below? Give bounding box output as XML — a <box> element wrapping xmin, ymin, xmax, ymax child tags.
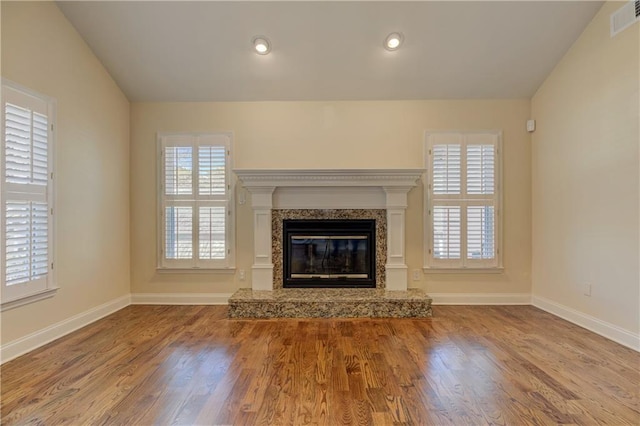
<box><xmin>531</xmin><ymin>2</ymin><xmax>639</xmax><ymax>333</ymax></box>
<box><xmin>131</xmin><ymin>100</ymin><xmax>531</xmax><ymax>296</ymax></box>
<box><xmin>1</xmin><ymin>2</ymin><xmax>130</xmax><ymax>344</ymax></box>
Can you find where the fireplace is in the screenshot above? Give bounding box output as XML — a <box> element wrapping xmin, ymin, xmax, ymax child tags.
<box><xmin>283</xmin><ymin>219</ymin><xmax>375</xmax><ymax>288</ymax></box>
<box><xmin>234</xmin><ymin>169</ymin><xmax>424</xmax><ymax>291</ymax></box>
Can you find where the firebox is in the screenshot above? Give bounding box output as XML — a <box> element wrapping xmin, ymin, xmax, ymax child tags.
<box><xmin>283</xmin><ymin>219</ymin><xmax>376</xmax><ymax>288</ymax></box>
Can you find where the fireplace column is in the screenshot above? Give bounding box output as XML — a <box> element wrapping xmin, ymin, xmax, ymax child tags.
<box><xmin>383</xmin><ymin>187</ymin><xmax>411</xmax><ymax>291</ymax></box>
<box><xmin>246</xmin><ymin>186</ymin><xmax>275</xmax><ymax>291</ymax></box>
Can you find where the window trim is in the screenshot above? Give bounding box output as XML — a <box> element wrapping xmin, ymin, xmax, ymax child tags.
<box><xmin>423</xmin><ymin>130</ymin><xmax>503</xmax><ymax>272</ymax></box>
<box><xmin>1</xmin><ymin>79</ymin><xmax>58</xmax><ymax>308</ymax></box>
<box><xmin>156</xmin><ymin>132</ymin><xmax>235</xmax><ymax>271</ymax></box>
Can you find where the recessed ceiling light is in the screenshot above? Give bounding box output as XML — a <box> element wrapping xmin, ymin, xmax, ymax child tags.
<box><xmin>252</xmin><ymin>36</ymin><xmax>271</xmax><ymax>55</ymax></box>
<box><xmin>384</xmin><ymin>32</ymin><xmax>404</xmax><ymax>51</ymax></box>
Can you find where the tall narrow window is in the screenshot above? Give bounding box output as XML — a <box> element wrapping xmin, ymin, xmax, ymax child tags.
<box><xmin>1</xmin><ymin>82</ymin><xmax>56</xmax><ymax>307</ymax></box>
<box><xmin>424</xmin><ymin>131</ymin><xmax>502</xmax><ymax>270</ymax></box>
<box><xmin>158</xmin><ymin>133</ymin><xmax>234</xmax><ymax>269</ymax></box>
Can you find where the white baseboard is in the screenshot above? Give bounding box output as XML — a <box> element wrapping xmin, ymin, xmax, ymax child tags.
<box><xmin>430</xmin><ymin>292</ymin><xmax>531</xmax><ymax>305</ymax></box>
<box><xmin>1</xmin><ymin>294</ymin><xmax>131</xmax><ymax>364</ymax></box>
<box><xmin>131</xmin><ymin>292</ymin><xmax>233</xmax><ymax>305</ymax></box>
<box><xmin>532</xmin><ymin>296</ymin><xmax>640</xmax><ymax>352</ymax></box>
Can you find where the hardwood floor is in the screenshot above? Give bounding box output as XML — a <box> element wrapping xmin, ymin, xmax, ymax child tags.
<box><xmin>1</xmin><ymin>305</ymin><xmax>638</xmax><ymax>425</ymax></box>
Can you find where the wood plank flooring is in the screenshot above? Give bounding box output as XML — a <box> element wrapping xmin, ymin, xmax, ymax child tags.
<box><xmin>1</xmin><ymin>305</ymin><xmax>639</xmax><ymax>425</ymax></box>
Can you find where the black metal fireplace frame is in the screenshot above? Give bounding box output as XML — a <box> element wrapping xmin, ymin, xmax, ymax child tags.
<box><xmin>283</xmin><ymin>219</ymin><xmax>376</xmax><ymax>288</ymax></box>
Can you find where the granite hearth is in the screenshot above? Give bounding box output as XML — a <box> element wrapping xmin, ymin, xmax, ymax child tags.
<box><xmin>228</xmin><ymin>288</ymin><xmax>432</xmax><ymax>318</ymax></box>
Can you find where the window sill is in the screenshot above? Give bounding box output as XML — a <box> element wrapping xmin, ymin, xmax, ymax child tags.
<box><xmin>1</xmin><ymin>287</ymin><xmax>59</xmax><ymax>312</ymax></box>
<box><xmin>156</xmin><ymin>267</ymin><xmax>236</xmax><ymax>275</ymax></box>
<box><xmin>423</xmin><ymin>267</ymin><xmax>504</xmax><ymax>274</ymax></box>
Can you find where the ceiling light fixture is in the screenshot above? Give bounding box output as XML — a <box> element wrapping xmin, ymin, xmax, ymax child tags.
<box><xmin>384</xmin><ymin>32</ymin><xmax>404</xmax><ymax>51</ymax></box>
<box><xmin>252</xmin><ymin>36</ymin><xmax>271</xmax><ymax>55</ymax></box>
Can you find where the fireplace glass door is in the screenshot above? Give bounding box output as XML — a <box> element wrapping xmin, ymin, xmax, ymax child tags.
<box><xmin>283</xmin><ymin>219</ymin><xmax>375</xmax><ymax>288</ymax></box>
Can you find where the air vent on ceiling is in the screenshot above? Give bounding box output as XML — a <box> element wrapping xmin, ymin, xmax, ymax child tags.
<box><xmin>610</xmin><ymin>0</ymin><xmax>640</xmax><ymax>37</ymax></box>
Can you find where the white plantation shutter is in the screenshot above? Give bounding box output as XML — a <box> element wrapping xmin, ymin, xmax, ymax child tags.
<box><xmin>432</xmin><ymin>144</ymin><xmax>461</xmax><ymax>194</ymax></box>
<box><xmin>2</xmin><ymin>82</ymin><xmax>55</xmax><ymax>305</ymax></box>
<box><xmin>467</xmin><ymin>205</ymin><xmax>495</xmax><ymax>260</ymax></box>
<box><xmin>425</xmin><ymin>131</ymin><xmax>501</xmax><ymax>269</ymax></box>
<box><xmin>199</xmin><ymin>206</ymin><xmax>226</xmax><ymax>260</ymax></box>
<box><xmin>164</xmin><ymin>146</ymin><xmax>193</xmax><ymax>196</ymax></box>
<box><xmin>467</xmin><ymin>144</ymin><xmax>494</xmax><ymax>195</ymax></box>
<box><xmin>432</xmin><ymin>206</ymin><xmax>461</xmax><ymax>260</ymax></box>
<box><xmin>5</xmin><ymin>201</ymin><xmax>32</xmax><ymax>285</ymax></box>
<box><xmin>5</xmin><ymin>201</ymin><xmax>49</xmax><ymax>285</ymax></box>
<box><xmin>5</xmin><ymin>106</ymin><xmax>49</xmax><ymax>186</ymax></box>
<box><xmin>198</xmin><ymin>146</ymin><xmax>226</xmax><ymax>196</ymax></box>
<box><xmin>159</xmin><ymin>133</ymin><xmax>233</xmax><ymax>269</ymax></box>
<box><xmin>164</xmin><ymin>205</ymin><xmax>193</xmax><ymax>259</ymax></box>
<box><xmin>5</xmin><ymin>104</ymin><xmax>33</xmax><ymax>184</ymax></box>
<box><xmin>32</xmin><ymin>113</ymin><xmax>49</xmax><ymax>185</ymax></box>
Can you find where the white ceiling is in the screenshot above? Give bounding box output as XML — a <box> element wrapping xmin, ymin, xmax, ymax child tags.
<box><xmin>56</xmin><ymin>1</ymin><xmax>604</xmax><ymax>102</ymax></box>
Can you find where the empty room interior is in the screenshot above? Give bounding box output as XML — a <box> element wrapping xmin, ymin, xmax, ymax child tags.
<box><xmin>1</xmin><ymin>1</ymin><xmax>639</xmax><ymax>425</ymax></box>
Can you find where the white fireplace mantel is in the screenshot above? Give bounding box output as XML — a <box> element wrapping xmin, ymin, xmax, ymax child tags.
<box><xmin>234</xmin><ymin>169</ymin><xmax>424</xmax><ymax>291</ymax></box>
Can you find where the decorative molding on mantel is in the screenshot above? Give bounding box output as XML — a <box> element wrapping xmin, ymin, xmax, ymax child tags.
<box><xmin>234</xmin><ymin>169</ymin><xmax>424</xmax><ymax>188</ymax></box>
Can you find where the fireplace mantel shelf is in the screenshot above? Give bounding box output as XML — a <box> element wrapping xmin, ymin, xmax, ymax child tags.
<box><xmin>234</xmin><ymin>169</ymin><xmax>424</xmax><ymax>188</ymax></box>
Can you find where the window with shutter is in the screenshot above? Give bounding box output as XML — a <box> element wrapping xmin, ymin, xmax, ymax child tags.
<box><xmin>1</xmin><ymin>81</ymin><xmax>57</xmax><ymax>308</ymax></box>
<box><xmin>424</xmin><ymin>131</ymin><xmax>502</xmax><ymax>270</ymax></box>
<box><xmin>158</xmin><ymin>133</ymin><xmax>234</xmax><ymax>270</ymax></box>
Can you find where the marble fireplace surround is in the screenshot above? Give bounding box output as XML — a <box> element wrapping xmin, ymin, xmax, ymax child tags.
<box><xmin>234</xmin><ymin>169</ymin><xmax>423</xmax><ymax>292</ymax></box>
<box><xmin>272</xmin><ymin>209</ymin><xmax>386</xmax><ymax>289</ymax></box>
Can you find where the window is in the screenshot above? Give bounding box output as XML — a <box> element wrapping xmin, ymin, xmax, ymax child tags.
<box><xmin>424</xmin><ymin>131</ymin><xmax>502</xmax><ymax>270</ymax></box>
<box><xmin>158</xmin><ymin>133</ymin><xmax>234</xmax><ymax>270</ymax></box>
<box><xmin>1</xmin><ymin>81</ymin><xmax>56</xmax><ymax>308</ymax></box>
